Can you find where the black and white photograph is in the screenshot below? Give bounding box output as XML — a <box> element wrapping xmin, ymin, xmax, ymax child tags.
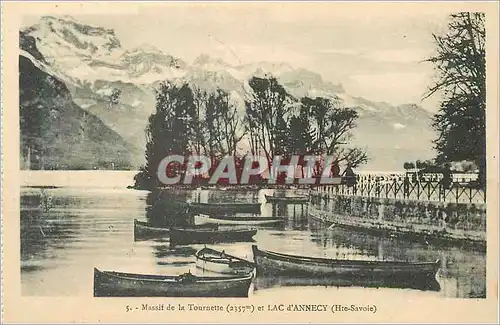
<box><xmin>2</xmin><ymin>1</ymin><xmax>498</xmax><ymax>323</ymax></box>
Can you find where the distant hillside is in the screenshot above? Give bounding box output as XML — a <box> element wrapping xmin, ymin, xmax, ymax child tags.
<box><xmin>20</xmin><ymin>16</ymin><xmax>437</xmax><ymax>171</ymax></box>
<box><xmin>19</xmin><ymin>35</ymin><xmax>138</xmax><ymax>170</ymax></box>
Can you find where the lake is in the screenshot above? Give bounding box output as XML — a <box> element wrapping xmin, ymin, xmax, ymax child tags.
<box><xmin>20</xmin><ymin>171</ymin><xmax>486</xmax><ymax>298</ymax></box>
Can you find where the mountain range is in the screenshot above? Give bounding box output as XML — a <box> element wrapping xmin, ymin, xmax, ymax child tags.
<box><xmin>19</xmin><ymin>15</ymin><xmax>436</xmax><ymax>171</ymax></box>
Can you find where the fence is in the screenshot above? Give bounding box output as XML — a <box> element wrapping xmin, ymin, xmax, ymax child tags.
<box><xmin>314</xmin><ymin>174</ymin><xmax>486</xmax><ymax>204</ymax></box>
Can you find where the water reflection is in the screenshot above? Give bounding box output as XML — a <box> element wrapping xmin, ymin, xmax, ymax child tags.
<box><xmin>254</xmin><ymin>275</ymin><xmax>441</xmax><ymax>292</ymax></box>
<box><xmin>20</xmin><ymin>185</ymin><xmax>485</xmax><ymax>298</ymax></box>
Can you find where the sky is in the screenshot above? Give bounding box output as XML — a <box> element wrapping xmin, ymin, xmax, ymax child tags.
<box><xmin>22</xmin><ymin>3</ymin><xmax>452</xmax><ymax>111</ymax></box>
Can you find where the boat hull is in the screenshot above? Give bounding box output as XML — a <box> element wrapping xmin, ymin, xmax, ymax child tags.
<box><xmin>190</xmin><ymin>202</ymin><xmax>261</xmax><ymax>214</ymax></box>
<box><xmin>252</xmin><ymin>245</ymin><xmax>440</xmax><ymax>280</ymax></box>
<box><xmin>195</xmin><ymin>247</ymin><xmax>255</xmax><ymax>275</ymax></box>
<box><xmin>133</xmin><ymin>219</ymin><xmax>217</xmax><ymax>239</ymax></box>
<box><xmin>134</xmin><ymin>219</ymin><xmax>170</xmax><ymax>238</ymax></box>
<box><xmin>94</xmin><ymin>268</ymin><xmax>253</xmax><ymax>297</ymax></box>
<box><xmin>170</xmin><ymin>228</ymin><xmax>257</xmax><ymax>245</ymax></box>
<box><xmin>195</xmin><ymin>215</ymin><xmax>284</xmax><ymax>226</ymax></box>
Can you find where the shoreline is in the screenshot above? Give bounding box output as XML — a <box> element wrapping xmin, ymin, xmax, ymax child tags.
<box><xmin>308</xmin><ymin>206</ymin><xmax>486</xmax><ymax>252</ymax></box>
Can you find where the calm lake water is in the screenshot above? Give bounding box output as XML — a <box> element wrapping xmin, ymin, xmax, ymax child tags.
<box><xmin>20</xmin><ymin>171</ymin><xmax>486</xmax><ymax>298</ymax></box>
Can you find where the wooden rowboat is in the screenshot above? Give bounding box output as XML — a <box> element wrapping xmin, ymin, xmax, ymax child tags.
<box><xmin>252</xmin><ymin>245</ymin><xmax>440</xmax><ymax>280</ymax></box>
<box><xmin>195</xmin><ymin>247</ymin><xmax>256</xmax><ymax>275</ymax></box>
<box><xmin>189</xmin><ymin>202</ymin><xmax>261</xmax><ymax>214</ymax></box>
<box><xmin>133</xmin><ymin>219</ymin><xmax>217</xmax><ymax>239</ymax></box>
<box><xmin>264</xmin><ymin>195</ymin><xmax>309</xmax><ymax>204</ymax></box>
<box><xmin>194</xmin><ymin>214</ymin><xmax>284</xmax><ymax>226</ymax></box>
<box><xmin>170</xmin><ymin>227</ymin><xmax>257</xmax><ymax>245</ymax></box>
<box><xmin>93</xmin><ymin>268</ymin><xmax>253</xmax><ymax>297</ymax></box>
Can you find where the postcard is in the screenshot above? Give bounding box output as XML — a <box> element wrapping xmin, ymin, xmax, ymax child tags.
<box><xmin>1</xmin><ymin>1</ymin><xmax>499</xmax><ymax>323</ymax></box>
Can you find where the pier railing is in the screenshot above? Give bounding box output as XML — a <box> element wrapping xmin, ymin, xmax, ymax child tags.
<box><xmin>313</xmin><ymin>175</ymin><xmax>486</xmax><ymax>204</ymax></box>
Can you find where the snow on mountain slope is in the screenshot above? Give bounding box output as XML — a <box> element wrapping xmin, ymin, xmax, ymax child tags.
<box><xmin>23</xmin><ymin>16</ymin><xmax>187</xmax><ymax>85</ymax></box>
<box><xmin>25</xmin><ymin>15</ymin><xmax>120</xmax><ymax>64</ymax></box>
<box><xmin>21</xmin><ymin>16</ymin><xmax>436</xmax><ymax>171</ymax></box>
<box><xmin>21</xmin><ymin>16</ymin><xmax>427</xmax><ymax>118</ymax></box>
<box><xmin>19</xmin><ymin>49</ymin><xmax>138</xmax><ymax>170</ymax></box>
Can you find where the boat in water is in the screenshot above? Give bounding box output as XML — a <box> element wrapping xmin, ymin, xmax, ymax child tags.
<box><xmin>189</xmin><ymin>202</ymin><xmax>261</xmax><ymax>214</ymax></box>
<box><xmin>264</xmin><ymin>195</ymin><xmax>309</xmax><ymax>204</ymax></box>
<box><xmin>93</xmin><ymin>268</ymin><xmax>253</xmax><ymax>297</ymax></box>
<box><xmin>133</xmin><ymin>219</ymin><xmax>217</xmax><ymax>239</ymax></box>
<box><xmin>252</xmin><ymin>245</ymin><xmax>440</xmax><ymax>280</ymax></box>
<box><xmin>194</xmin><ymin>214</ymin><xmax>284</xmax><ymax>226</ymax></box>
<box><xmin>195</xmin><ymin>247</ymin><xmax>256</xmax><ymax>275</ymax></box>
<box><xmin>170</xmin><ymin>227</ymin><xmax>257</xmax><ymax>245</ymax></box>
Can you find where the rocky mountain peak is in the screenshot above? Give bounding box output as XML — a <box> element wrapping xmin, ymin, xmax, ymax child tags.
<box><xmin>24</xmin><ymin>15</ymin><xmax>121</xmax><ymax>61</ymax></box>
<box><xmin>122</xmin><ymin>45</ymin><xmax>187</xmax><ymax>73</ymax></box>
<box><xmin>193</xmin><ymin>53</ymin><xmax>229</xmax><ymax>66</ymax></box>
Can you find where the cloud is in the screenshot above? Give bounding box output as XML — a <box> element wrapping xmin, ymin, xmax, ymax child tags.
<box><xmin>393</xmin><ymin>123</ymin><xmax>407</xmax><ymax>129</ymax></box>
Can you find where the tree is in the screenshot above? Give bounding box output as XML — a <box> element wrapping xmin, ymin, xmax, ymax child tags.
<box><xmin>142</xmin><ymin>81</ymin><xmax>196</xmax><ymax>186</ymax></box>
<box><xmin>288</xmin><ymin>105</ymin><xmax>317</xmax><ymax>177</ymax></box>
<box><xmin>205</xmin><ymin>89</ymin><xmax>245</xmax><ymax>158</ymax></box>
<box><xmin>191</xmin><ymin>87</ymin><xmax>208</xmax><ymax>155</ymax></box>
<box><xmin>190</xmin><ymin>87</ymin><xmax>246</xmax><ymax>167</ymax></box>
<box><xmin>425</xmin><ymin>12</ymin><xmax>486</xmax><ymax>186</ymax></box>
<box><xmin>288</xmin><ymin>106</ymin><xmax>316</xmax><ymax>155</ymax></box>
<box><xmin>245</xmin><ymin>76</ymin><xmax>295</xmax><ymax>163</ymax></box>
<box><xmin>403</xmin><ymin>162</ymin><xmax>415</xmax><ymax>170</ymax></box>
<box><xmin>301</xmin><ymin>96</ymin><xmax>368</xmax><ymax>168</ymax></box>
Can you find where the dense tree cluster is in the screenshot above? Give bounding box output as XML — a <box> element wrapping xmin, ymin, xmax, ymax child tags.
<box><xmin>134</xmin><ymin>76</ymin><xmax>368</xmax><ymax>189</ymax></box>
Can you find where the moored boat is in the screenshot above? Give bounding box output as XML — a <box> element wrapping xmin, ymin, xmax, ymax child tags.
<box><xmin>194</xmin><ymin>214</ymin><xmax>284</xmax><ymax>226</ymax></box>
<box><xmin>189</xmin><ymin>202</ymin><xmax>261</xmax><ymax>214</ymax></box>
<box><xmin>252</xmin><ymin>245</ymin><xmax>440</xmax><ymax>280</ymax></box>
<box><xmin>133</xmin><ymin>219</ymin><xmax>217</xmax><ymax>239</ymax></box>
<box><xmin>265</xmin><ymin>195</ymin><xmax>309</xmax><ymax>204</ymax></box>
<box><xmin>195</xmin><ymin>247</ymin><xmax>256</xmax><ymax>275</ymax></box>
<box><xmin>93</xmin><ymin>268</ymin><xmax>253</xmax><ymax>297</ymax></box>
<box><xmin>170</xmin><ymin>227</ymin><xmax>257</xmax><ymax>245</ymax></box>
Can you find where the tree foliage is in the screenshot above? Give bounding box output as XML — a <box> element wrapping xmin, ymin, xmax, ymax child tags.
<box><xmin>301</xmin><ymin>96</ymin><xmax>368</xmax><ymax>167</ymax></box>
<box><xmin>288</xmin><ymin>105</ymin><xmax>316</xmax><ymax>156</ymax></box>
<box><xmin>403</xmin><ymin>162</ymin><xmax>415</xmax><ymax>170</ymax></box>
<box><xmin>426</xmin><ymin>12</ymin><xmax>486</xmax><ymax>185</ymax></box>
<box><xmin>143</xmin><ymin>81</ymin><xmax>196</xmax><ymax>185</ymax></box>
<box><xmin>204</xmin><ymin>89</ymin><xmax>245</xmax><ymax>158</ymax></box>
<box><xmin>134</xmin><ymin>75</ymin><xmax>368</xmax><ymax>189</ymax></box>
<box><xmin>245</xmin><ymin>76</ymin><xmax>295</xmax><ymax>162</ymax></box>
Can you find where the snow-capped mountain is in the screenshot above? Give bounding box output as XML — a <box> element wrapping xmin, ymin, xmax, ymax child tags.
<box><xmin>19</xmin><ymin>35</ymin><xmax>138</xmax><ymax>170</ymax></box>
<box><xmin>20</xmin><ymin>16</ymin><xmax>436</xmax><ymax>171</ymax></box>
<box><xmin>24</xmin><ymin>16</ymin><xmax>187</xmax><ymax>85</ymax></box>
